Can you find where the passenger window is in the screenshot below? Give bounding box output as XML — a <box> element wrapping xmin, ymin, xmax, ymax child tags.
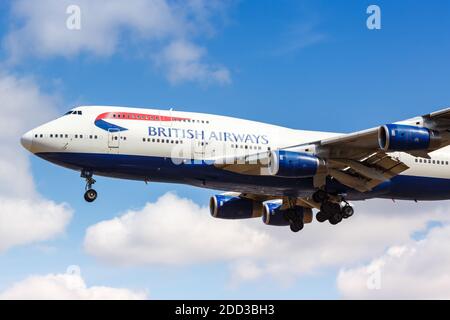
<box><xmin>50</xmin><ymin>134</ymin><xmax>53</xmax><ymax>138</ymax></box>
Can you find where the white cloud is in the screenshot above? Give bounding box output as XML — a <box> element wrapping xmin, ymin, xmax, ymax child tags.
<box><xmin>0</xmin><ymin>272</ymin><xmax>147</xmax><ymax>300</ymax></box>
<box><xmin>84</xmin><ymin>192</ymin><xmax>269</xmax><ymax>265</ymax></box>
<box><xmin>84</xmin><ymin>192</ymin><xmax>450</xmax><ymax>288</ymax></box>
<box><xmin>4</xmin><ymin>0</ymin><xmax>231</xmax><ymax>84</ymax></box>
<box><xmin>0</xmin><ymin>199</ymin><xmax>71</xmax><ymax>252</ymax></box>
<box><xmin>0</xmin><ymin>72</ymin><xmax>72</xmax><ymax>253</ymax></box>
<box><xmin>157</xmin><ymin>40</ymin><xmax>231</xmax><ymax>85</ymax></box>
<box><xmin>337</xmin><ymin>223</ymin><xmax>450</xmax><ymax>299</ymax></box>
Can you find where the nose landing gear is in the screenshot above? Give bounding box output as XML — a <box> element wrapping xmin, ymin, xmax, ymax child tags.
<box><xmin>84</xmin><ymin>189</ymin><xmax>98</xmax><ymax>202</ymax></box>
<box><xmin>81</xmin><ymin>170</ymin><xmax>97</xmax><ymax>203</ymax></box>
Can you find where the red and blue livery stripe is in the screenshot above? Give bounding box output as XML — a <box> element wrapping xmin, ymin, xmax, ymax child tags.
<box><xmin>94</xmin><ymin>112</ymin><xmax>190</xmax><ymax>131</ymax></box>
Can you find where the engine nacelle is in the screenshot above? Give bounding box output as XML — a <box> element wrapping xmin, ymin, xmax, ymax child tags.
<box><xmin>378</xmin><ymin>124</ymin><xmax>441</xmax><ymax>151</ymax></box>
<box><xmin>209</xmin><ymin>195</ymin><xmax>263</xmax><ymax>219</ymax></box>
<box><xmin>262</xmin><ymin>202</ymin><xmax>313</xmax><ymax>226</ymax></box>
<box><xmin>268</xmin><ymin>150</ymin><xmax>325</xmax><ymax>178</ymax></box>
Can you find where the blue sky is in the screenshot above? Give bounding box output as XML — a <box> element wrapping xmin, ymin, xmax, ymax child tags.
<box><xmin>1</xmin><ymin>0</ymin><xmax>450</xmax><ymax>299</ymax></box>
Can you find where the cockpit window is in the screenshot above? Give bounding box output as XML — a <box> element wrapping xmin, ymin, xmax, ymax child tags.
<box><xmin>63</xmin><ymin>110</ymin><xmax>82</xmax><ymax>116</ymax></box>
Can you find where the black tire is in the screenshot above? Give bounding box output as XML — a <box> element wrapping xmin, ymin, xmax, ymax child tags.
<box><xmin>321</xmin><ymin>201</ymin><xmax>341</xmax><ymax>215</ymax></box>
<box><xmin>84</xmin><ymin>189</ymin><xmax>97</xmax><ymax>202</ymax></box>
<box><xmin>312</xmin><ymin>190</ymin><xmax>328</xmax><ymax>203</ymax></box>
<box><xmin>290</xmin><ymin>222</ymin><xmax>304</xmax><ymax>233</ymax></box>
<box><xmin>329</xmin><ymin>213</ymin><xmax>343</xmax><ymax>225</ymax></box>
<box><xmin>316</xmin><ymin>211</ymin><xmax>328</xmax><ymax>223</ymax></box>
<box><xmin>342</xmin><ymin>205</ymin><xmax>354</xmax><ymax>219</ymax></box>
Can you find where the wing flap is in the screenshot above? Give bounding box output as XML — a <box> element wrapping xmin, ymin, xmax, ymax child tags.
<box><xmin>328</xmin><ymin>152</ymin><xmax>409</xmax><ymax>192</ymax></box>
<box><xmin>423</xmin><ymin>107</ymin><xmax>450</xmax><ymax>131</ymax></box>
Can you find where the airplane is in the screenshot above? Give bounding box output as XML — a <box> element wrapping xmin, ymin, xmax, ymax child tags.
<box><xmin>20</xmin><ymin>106</ymin><xmax>450</xmax><ymax>233</ymax></box>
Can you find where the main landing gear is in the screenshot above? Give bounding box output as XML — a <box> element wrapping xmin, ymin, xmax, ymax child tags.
<box><xmin>81</xmin><ymin>170</ymin><xmax>97</xmax><ymax>203</ymax></box>
<box><xmin>313</xmin><ymin>190</ymin><xmax>354</xmax><ymax>225</ymax></box>
<box><xmin>283</xmin><ymin>208</ymin><xmax>304</xmax><ymax>233</ymax></box>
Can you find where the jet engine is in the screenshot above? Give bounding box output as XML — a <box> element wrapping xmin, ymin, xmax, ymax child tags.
<box><xmin>378</xmin><ymin>124</ymin><xmax>441</xmax><ymax>151</ymax></box>
<box><xmin>267</xmin><ymin>150</ymin><xmax>326</xmax><ymax>178</ymax></box>
<box><xmin>262</xmin><ymin>202</ymin><xmax>313</xmax><ymax>226</ymax></box>
<box><xmin>209</xmin><ymin>195</ymin><xmax>263</xmax><ymax>219</ymax></box>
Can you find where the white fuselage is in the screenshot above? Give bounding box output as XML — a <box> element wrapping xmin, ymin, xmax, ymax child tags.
<box><xmin>21</xmin><ymin>106</ymin><xmax>450</xmax><ymax>200</ymax></box>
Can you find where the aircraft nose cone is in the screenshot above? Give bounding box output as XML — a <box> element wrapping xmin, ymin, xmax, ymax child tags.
<box><xmin>20</xmin><ymin>130</ymin><xmax>33</xmax><ymax>152</ymax></box>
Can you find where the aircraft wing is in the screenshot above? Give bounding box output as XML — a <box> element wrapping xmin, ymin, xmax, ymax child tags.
<box><xmin>215</xmin><ymin>107</ymin><xmax>450</xmax><ymax>193</ymax></box>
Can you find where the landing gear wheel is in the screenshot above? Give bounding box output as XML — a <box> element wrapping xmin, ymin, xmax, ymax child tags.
<box><xmin>84</xmin><ymin>189</ymin><xmax>97</xmax><ymax>203</ymax></box>
<box><xmin>283</xmin><ymin>207</ymin><xmax>305</xmax><ymax>233</ymax></box>
<box><xmin>290</xmin><ymin>221</ymin><xmax>304</xmax><ymax>233</ymax></box>
<box><xmin>321</xmin><ymin>201</ymin><xmax>341</xmax><ymax>216</ymax></box>
<box><xmin>316</xmin><ymin>211</ymin><xmax>328</xmax><ymax>223</ymax></box>
<box><xmin>329</xmin><ymin>213</ymin><xmax>343</xmax><ymax>225</ymax></box>
<box><xmin>342</xmin><ymin>205</ymin><xmax>354</xmax><ymax>219</ymax></box>
<box><xmin>81</xmin><ymin>170</ymin><xmax>97</xmax><ymax>203</ymax></box>
<box><xmin>312</xmin><ymin>190</ymin><xmax>328</xmax><ymax>203</ymax></box>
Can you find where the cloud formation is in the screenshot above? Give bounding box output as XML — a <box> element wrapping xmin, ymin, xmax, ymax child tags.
<box><xmin>0</xmin><ymin>271</ymin><xmax>147</xmax><ymax>300</ymax></box>
<box><xmin>84</xmin><ymin>192</ymin><xmax>269</xmax><ymax>265</ymax></box>
<box><xmin>0</xmin><ymin>72</ymin><xmax>72</xmax><ymax>253</ymax></box>
<box><xmin>4</xmin><ymin>0</ymin><xmax>231</xmax><ymax>84</ymax></box>
<box><xmin>84</xmin><ymin>192</ymin><xmax>450</xmax><ymax>290</ymax></box>
<box><xmin>337</xmin><ymin>223</ymin><xmax>450</xmax><ymax>299</ymax></box>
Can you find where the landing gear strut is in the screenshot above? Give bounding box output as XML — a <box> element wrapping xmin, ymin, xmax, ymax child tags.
<box><xmin>280</xmin><ymin>198</ymin><xmax>306</xmax><ymax>233</ymax></box>
<box><xmin>312</xmin><ymin>190</ymin><xmax>354</xmax><ymax>225</ymax></box>
<box><xmin>81</xmin><ymin>170</ymin><xmax>97</xmax><ymax>203</ymax></box>
<box><xmin>284</xmin><ymin>208</ymin><xmax>304</xmax><ymax>233</ymax></box>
